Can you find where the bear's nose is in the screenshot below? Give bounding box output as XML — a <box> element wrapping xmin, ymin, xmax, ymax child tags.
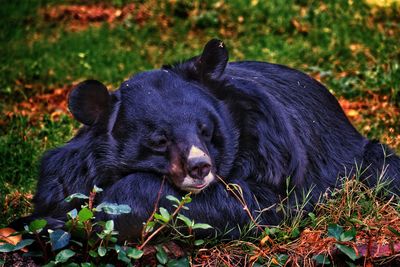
<box><xmin>188</xmin><ymin>158</ymin><xmax>211</xmax><ymax>180</ymax></box>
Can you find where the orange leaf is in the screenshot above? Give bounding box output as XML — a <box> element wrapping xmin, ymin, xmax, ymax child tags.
<box><xmin>0</xmin><ymin>227</ymin><xmax>22</xmax><ymax>246</ymax></box>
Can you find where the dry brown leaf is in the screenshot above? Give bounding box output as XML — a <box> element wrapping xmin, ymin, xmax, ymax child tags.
<box><xmin>0</xmin><ymin>227</ymin><xmax>27</xmax><ymax>253</ymax></box>
<box><xmin>0</xmin><ymin>227</ymin><xmax>21</xmax><ymax>246</ymax></box>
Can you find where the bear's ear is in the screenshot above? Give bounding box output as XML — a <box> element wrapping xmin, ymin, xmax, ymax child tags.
<box><xmin>196</xmin><ymin>39</ymin><xmax>229</xmax><ymax>81</ymax></box>
<box><xmin>68</xmin><ymin>80</ymin><xmax>111</xmax><ymax>126</ymax></box>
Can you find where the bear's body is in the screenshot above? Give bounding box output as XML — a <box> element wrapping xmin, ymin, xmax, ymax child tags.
<box><xmin>29</xmin><ymin>40</ymin><xmax>400</xmax><ymax>240</ymax></box>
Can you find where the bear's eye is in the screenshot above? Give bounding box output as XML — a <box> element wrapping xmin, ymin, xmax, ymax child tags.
<box><xmin>149</xmin><ymin>136</ymin><xmax>169</xmax><ymax>152</ymax></box>
<box><xmin>199</xmin><ymin>124</ymin><xmax>212</xmax><ymax>140</ymax></box>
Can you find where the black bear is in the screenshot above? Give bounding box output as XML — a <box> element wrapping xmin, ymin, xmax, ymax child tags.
<box><xmin>28</xmin><ymin>39</ymin><xmax>399</xmax><ymax>239</ymax></box>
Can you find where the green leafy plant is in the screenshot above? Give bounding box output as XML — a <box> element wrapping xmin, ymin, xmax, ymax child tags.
<box><xmin>2</xmin><ymin>185</ymin><xmax>211</xmax><ymax>266</ymax></box>
<box><xmin>327</xmin><ymin>224</ymin><xmax>358</xmax><ymax>262</ymax></box>
<box><xmin>0</xmin><ymin>238</ymin><xmax>35</xmax><ymax>253</ymax></box>
<box><xmin>140</xmin><ymin>192</ymin><xmax>212</xmax><ymax>251</ymax></box>
<box><xmin>3</xmin><ymin>186</ymin><xmax>136</xmax><ymax>266</ymax></box>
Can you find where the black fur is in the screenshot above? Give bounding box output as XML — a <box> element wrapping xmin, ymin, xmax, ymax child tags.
<box><xmin>17</xmin><ymin>39</ymin><xmax>400</xmax><ymax>240</ymax></box>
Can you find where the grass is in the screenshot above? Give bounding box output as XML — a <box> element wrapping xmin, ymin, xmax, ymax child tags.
<box><xmin>0</xmin><ymin>115</ymin><xmax>77</xmax><ymax>223</ymax></box>
<box><xmin>0</xmin><ymin>0</ymin><xmax>399</xmax><ymax>264</ymax></box>
<box><xmin>193</xmin><ymin>168</ymin><xmax>400</xmax><ymax>265</ymax></box>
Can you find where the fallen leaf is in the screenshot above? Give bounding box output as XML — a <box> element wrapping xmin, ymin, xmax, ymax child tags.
<box><xmin>0</xmin><ymin>228</ymin><xmax>27</xmax><ymax>253</ymax></box>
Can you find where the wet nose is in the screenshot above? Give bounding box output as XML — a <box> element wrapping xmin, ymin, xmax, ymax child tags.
<box><xmin>188</xmin><ymin>158</ymin><xmax>211</xmax><ymax>180</ymax></box>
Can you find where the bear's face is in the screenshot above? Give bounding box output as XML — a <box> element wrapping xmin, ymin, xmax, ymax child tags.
<box><xmin>110</xmin><ymin>71</ymin><xmax>234</xmax><ymax>193</ymax></box>
<box><xmin>68</xmin><ymin>40</ymin><xmax>237</xmax><ymax>193</ymax></box>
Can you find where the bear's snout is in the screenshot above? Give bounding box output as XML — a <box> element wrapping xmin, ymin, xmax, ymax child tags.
<box><xmin>187</xmin><ymin>145</ymin><xmax>212</xmax><ymax>180</ymax></box>
<box><xmin>188</xmin><ymin>157</ymin><xmax>211</xmax><ymax>180</ymax></box>
<box><xmin>168</xmin><ymin>144</ymin><xmax>215</xmax><ymax>193</ymax></box>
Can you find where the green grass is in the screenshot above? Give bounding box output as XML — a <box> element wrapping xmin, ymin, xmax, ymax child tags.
<box><xmin>0</xmin><ymin>115</ymin><xmax>78</xmax><ymax>223</ymax></box>
<box><xmin>0</xmin><ymin>0</ymin><xmax>399</xmax><ymax>232</ymax></box>
<box><xmin>1</xmin><ymin>1</ymin><xmax>399</xmax><ymax>99</ymax></box>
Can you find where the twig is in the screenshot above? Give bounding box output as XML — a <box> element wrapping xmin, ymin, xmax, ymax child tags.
<box><xmin>138</xmin><ymin>192</ymin><xmax>191</xmax><ymax>250</ymax></box>
<box><xmin>88</xmin><ymin>191</ymin><xmax>96</xmax><ymax>210</ymax></box>
<box><xmin>217</xmin><ymin>175</ymin><xmax>264</xmax><ymax>233</ymax></box>
<box><xmin>140</xmin><ymin>176</ymin><xmax>166</xmax><ymax>243</ymax></box>
<box><xmin>34</xmin><ymin>232</ymin><xmax>48</xmax><ymax>263</ymax></box>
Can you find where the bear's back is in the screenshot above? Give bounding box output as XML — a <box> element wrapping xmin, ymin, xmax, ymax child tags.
<box><xmin>226</xmin><ymin>61</ymin><xmax>353</xmax><ymax>128</ymax></box>
<box><xmin>225</xmin><ymin>61</ymin><xmax>367</xmax><ymax>189</ymax></box>
<box><xmin>226</xmin><ymin>61</ymin><xmax>363</xmax><ymax>143</ymax></box>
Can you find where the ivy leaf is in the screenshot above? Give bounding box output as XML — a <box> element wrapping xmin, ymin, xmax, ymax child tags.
<box><xmin>144</xmin><ymin>221</ymin><xmax>155</xmax><ymax>233</ymax></box>
<box><xmin>0</xmin><ymin>239</ymin><xmax>34</xmax><ymax>253</ymax></box>
<box><xmin>340</xmin><ymin>228</ymin><xmax>356</xmax><ymax>242</ymax></box>
<box><xmin>126</xmin><ymin>247</ymin><xmax>144</xmax><ymax>259</ymax></box>
<box><xmin>0</xmin><ymin>243</ymin><xmax>15</xmax><ymax>253</ymax></box>
<box><xmin>192</xmin><ymin>223</ymin><xmax>212</xmax><ymax>230</ymax></box>
<box><xmin>156</xmin><ymin>245</ymin><xmax>168</xmax><ymax>264</ymax></box>
<box><xmin>29</xmin><ymin>219</ymin><xmax>47</xmax><ymax>233</ymax></box>
<box><xmin>50</xmin><ymin>229</ymin><xmax>71</xmax><ymax>251</ymax></box>
<box><xmin>98</xmin><ymin>246</ymin><xmax>107</xmax><ymax>257</ymax></box>
<box><xmin>182</xmin><ymin>194</ymin><xmax>192</xmax><ymax>204</ymax></box>
<box><xmin>194</xmin><ymin>239</ymin><xmax>204</xmax><ymax>246</ymax></box>
<box><xmin>117</xmin><ymin>248</ymin><xmax>130</xmax><ymax>263</ymax></box>
<box><xmin>13</xmin><ymin>239</ymin><xmax>35</xmax><ymax>251</ymax></box>
<box><xmin>105</xmin><ymin>220</ymin><xmax>114</xmax><ymax>232</ymax></box>
<box><xmin>67</xmin><ymin>209</ymin><xmax>78</xmax><ymax>219</ymax></box>
<box><xmin>78</xmin><ymin>207</ymin><xmax>93</xmax><ymax>223</ymax></box>
<box><xmin>272</xmin><ymin>254</ymin><xmax>289</xmax><ymax>265</ymax></box>
<box><xmin>313</xmin><ymin>254</ymin><xmax>331</xmax><ymax>265</ymax></box>
<box><xmin>291</xmin><ymin>227</ymin><xmax>300</xmax><ymax>238</ymax></box>
<box><xmin>159</xmin><ymin>207</ymin><xmax>170</xmax><ymax>221</ymax></box>
<box><xmin>166</xmin><ymin>257</ymin><xmax>190</xmax><ymax>267</ymax></box>
<box><xmin>335</xmin><ymin>244</ymin><xmax>358</xmax><ymax>261</ymax></box>
<box><xmin>154</xmin><ymin>207</ymin><xmax>170</xmax><ymax>223</ymax></box>
<box><xmin>93</xmin><ymin>185</ymin><xmax>103</xmax><ymax>193</ymax></box>
<box><xmin>166</xmin><ymin>195</ymin><xmax>180</xmax><ymax>205</ymax></box>
<box><xmin>327</xmin><ymin>224</ymin><xmax>343</xmax><ymax>240</ymax></box>
<box><xmin>114</xmin><ymin>244</ymin><xmax>122</xmax><ymax>253</ymax></box>
<box><xmin>89</xmin><ymin>250</ymin><xmax>98</xmax><ymax>258</ymax></box>
<box><xmin>95</xmin><ymin>202</ymin><xmax>131</xmax><ymax>215</ymax></box>
<box><xmin>177</xmin><ymin>214</ymin><xmax>193</xmax><ymax>227</ymax></box>
<box><xmin>55</xmin><ymin>249</ymin><xmax>75</xmax><ymax>264</ymax></box>
<box><xmin>65</xmin><ymin>193</ymin><xmax>89</xmax><ymax>202</ymax></box>
<box><xmin>154</xmin><ymin>213</ymin><xmax>168</xmax><ymax>223</ymax></box>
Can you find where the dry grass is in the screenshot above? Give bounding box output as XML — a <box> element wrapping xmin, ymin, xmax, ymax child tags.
<box><xmin>190</xmin><ymin>176</ymin><xmax>400</xmax><ymax>266</ymax></box>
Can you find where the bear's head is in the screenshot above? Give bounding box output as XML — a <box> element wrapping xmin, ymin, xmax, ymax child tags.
<box><xmin>68</xmin><ymin>39</ymin><xmax>238</xmax><ymax>193</ymax></box>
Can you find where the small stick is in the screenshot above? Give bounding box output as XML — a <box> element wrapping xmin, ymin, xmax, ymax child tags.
<box><xmin>138</xmin><ymin>192</ymin><xmax>191</xmax><ymax>250</ymax></box>
<box><xmin>217</xmin><ymin>175</ymin><xmax>264</xmax><ymax>233</ymax></box>
<box><xmin>140</xmin><ymin>176</ymin><xmax>166</xmax><ymax>244</ymax></box>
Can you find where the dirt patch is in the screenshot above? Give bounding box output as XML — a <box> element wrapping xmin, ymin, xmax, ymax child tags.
<box><xmin>339</xmin><ymin>94</ymin><xmax>400</xmax><ymax>149</ymax></box>
<box><xmin>41</xmin><ymin>3</ymin><xmax>149</xmax><ymax>31</ymax></box>
<box><xmin>1</xmin><ymin>191</ymin><xmax>33</xmax><ymax>228</ymax></box>
<box><xmin>5</xmin><ymin>86</ymin><xmax>71</xmax><ymax>122</ymax></box>
<box><xmin>0</xmin><ymin>252</ymin><xmax>39</xmax><ymax>267</ymax></box>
